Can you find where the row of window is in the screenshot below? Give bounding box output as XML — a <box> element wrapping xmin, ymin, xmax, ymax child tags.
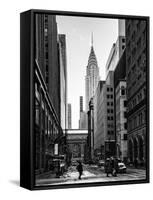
<box><xmin>108</xmin><ymin>130</ymin><xmax>114</xmax><ymax>135</ymax></box>
<box><xmin>35</xmin><ymin>81</ymin><xmax>60</xmax><ymax>142</ymax></box>
<box><xmin>128</xmin><ymin>87</ymin><xmax>146</xmax><ymax>112</ymax></box>
<box><xmin>107</xmin><ymin>109</ymin><xmax>113</xmax><ymax>114</ymax></box>
<box><xmin>107</xmin><ymin>94</ymin><xmax>113</xmax><ymax>99</ymax></box>
<box><xmin>128</xmin><ymin>110</ymin><xmax>146</xmax><ymax>131</ymax></box>
<box><xmin>108</xmin><ymin>123</ymin><xmax>114</xmax><ymax>128</ymax></box>
<box><xmin>107</xmin><ymin>87</ymin><xmax>113</xmax><ymax>92</ymax></box>
<box><xmin>107</xmin><ymin>116</ymin><xmax>114</xmax><ymax>121</ymax></box>
<box><xmin>107</xmin><ymin>101</ymin><xmax>113</xmax><ymax>106</ymax></box>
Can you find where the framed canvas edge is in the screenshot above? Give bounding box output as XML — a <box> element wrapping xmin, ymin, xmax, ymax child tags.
<box><xmin>20</xmin><ymin>9</ymin><xmax>150</xmax><ymax>191</ymax></box>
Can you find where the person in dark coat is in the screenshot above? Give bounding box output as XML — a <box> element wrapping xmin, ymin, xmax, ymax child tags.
<box><xmin>105</xmin><ymin>158</ymin><xmax>112</xmax><ymax>177</ymax></box>
<box><xmin>112</xmin><ymin>158</ymin><xmax>118</xmax><ymax>177</ymax></box>
<box><xmin>76</xmin><ymin>161</ymin><xmax>83</xmax><ymax>179</ymax></box>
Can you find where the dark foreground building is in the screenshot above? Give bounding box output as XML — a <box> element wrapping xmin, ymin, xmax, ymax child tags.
<box><xmin>35</xmin><ymin>14</ymin><xmax>66</xmax><ymax>175</ymax></box>
<box><xmin>126</xmin><ymin>19</ymin><xmax>147</xmax><ymax>166</ymax></box>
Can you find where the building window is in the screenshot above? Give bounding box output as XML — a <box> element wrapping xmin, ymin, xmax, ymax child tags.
<box><xmin>107</xmin><ymin>102</ymin><xmax>110</xmax><ymax>106</ymax></box>
<box><xmin>139</xmin><ymin>113</ymin><xmax>143</xmax><ymax>125</ymax></box>
<box><xmin>122</xmin><ymin>38</ymin><xmax>125</xmax><ymax>43</ymax></box>
<box><xmin>134</xmin><ymin>116</ymin><xmax>137</xmax><ymax>128</ymax></box>
<box><xmin>35</xmin><ymin>99</ymin><xmax>40</xmax><ymax>125</ymax></box>
<box><xmin>111</xmin><ymin>116</ymin><xmax>114</xmax><ymax>120</ymax></box>
<box><xmin>124</xmin><ymin>122</ymin><xmax>127</xmax><ymax>129</ymax></box>
<box><xmin>107</xmin><ymin>116</ymin><xmax>110</xmax><ymax>120</ymax></box>
<box><xmin>46</xmin><ymin>64</ymin><xmax>48</xmax><ymax>73</ymax></box>
<box><xmin>124</xmin><ymin>111</ymin><xmax>127</xmax><ymax>118</ymax></box>
<box><xmin>123</xmin><ymin>134</ymin><xmax>128</xmax><ymax>140</ymax></box>
<box><xmin>45</xmin><ymin>42</ymin><xmax>48</xmax><ymax>49</ymax></box>
<box><xmin>121</xmin><ymin>86</ymin><xmax>126</xmax><ymax>96</ymax></box>
<box><xmin>107</xmin><ymin>109</ymin><xmax>110</xmax><ymax>113</ymax></box>
<box><xmin>111</xmin><ymin>109</ymin><xmax>113</xmax><ymax>114</ymax></box>
<box><xmin>107</xmin><ymin>87</ymin><xmax>109</xmax><ymax>92</ymax></box>
<box><xmin>46</xmin><ymin>76</ymin><xmax>49</xmax><ymax>85</ymax></box>
<box><xmin>110</xmin><ymin>95</ymin><xmax>113</xmax><ymax>99</ymax></box>
<box><xmin>124</xmin><ymin>100</ymin><xmax>127</xmax><ymax>107</ymax></box>
<box><xmin>46</xmin><ymin>52</ymin><xmax>48</xmax><ymax>59</ymax></box>
<box><xmin>108</xmin><ymin>130</ymin><xmax>113</xmax><ymax>135</ymax></box>
<box><xmin>111</xmin><ymin>102</ymin><xmax>113</xmax><ymax>106</ymax></box>
<box><xmin>107</xmin><ymin>95</ymin><xmax>110</xmax><ymax>99</ymax></box>
<box><xmin>122</xmin><ymin>45</ymin><xmax>125</xmax><ymax>50</ymax></box>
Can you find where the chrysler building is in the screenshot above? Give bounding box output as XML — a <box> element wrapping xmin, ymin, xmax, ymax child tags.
<box><xmin>85</xmin><ymin>34</ymin><xmax>100</xmax><ymax>111</ymax></box>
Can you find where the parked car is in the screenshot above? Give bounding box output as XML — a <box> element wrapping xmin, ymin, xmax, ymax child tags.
<box><xmin>117</xmin><ymin>162</ymin><xmax>127</xmax><ymax>173</ymax></box>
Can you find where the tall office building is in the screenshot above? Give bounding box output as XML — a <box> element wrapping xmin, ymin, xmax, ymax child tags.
<box><xmin>126</xmin><ymin>19</ymin><xmax>147</xmax><ymax>165</ymax></box>
<box><xmin>85</xmin><ymin>34</ymin><xmax>100</xmax><ymax>111</ymax></box>
<box><xmin>68</xmin><ymin>104</ymin><xmax>72</xmax><ymax>129</ymax></box>
<box><xmin>80</xmin><ymin>96</ymin><xmax>83</xmax><ymax>112</ymax></box>
<box><xmin>58</xmin><ymin>34</ymin><xmax>68</xmax><ymax>131</ymax></box>
<box><xmin>79</xmin><ymin>96</ymin><xmax>87</xmax><ymax>129</ymax></box>
<box><xmin>93</xmin><ymin>81</ymin><xmax>105</xmax><ymax>159</ymax></box>
<box><xmin>105</xmin><ymin>20</ymin><xmax>126</xmax><ymax>77</ymax></box>
<box><xmin>35</xmin><ymin>14</ymin><xmax>66</xmax><ymax>175</ymax></box>
<box><xmin>114</xmin><ymin>50</ymin><xmax>127</xmax><ymax>162</ymax></box>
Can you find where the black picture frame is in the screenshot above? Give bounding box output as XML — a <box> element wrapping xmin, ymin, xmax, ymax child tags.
<box><xmin>20</xmin><ymin>9</ymin><xmax>150</xmax><ymax>190</ymax></box>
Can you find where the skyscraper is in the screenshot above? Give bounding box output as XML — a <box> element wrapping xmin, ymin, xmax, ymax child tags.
<box><xmin>85</xmin><ymin>34</ymin><xmax>100</xmax><ymax>111</ymax></box>
<box><xmin>80</xmin><ymin>96</ymin><xmax>83</xmax><ymax>112</ymax></box>
<box><xmin>58</xmin><ymin>34</ymin><xmax>68</xmax><ymax>130</ymax></box>
<box><xmin>126</xmin><ymin>19</ymin><xmax>147</xmax><ymax>165</ymax></box>
<box><xmin>68</xmin><ymin>104</ymin><xmax>72</xmax><ymax>129</ymax></box>
<box><xmin>79</xmin><ymin>96</ymin><xmax>87</xmax><ymax>129</ymax></box>
<box><xmin>34</xmin><ymin>14</ymin><xmax>66</xmax><ymax>175</ymax></box>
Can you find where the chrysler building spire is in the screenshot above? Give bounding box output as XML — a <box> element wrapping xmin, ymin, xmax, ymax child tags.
<box><xmin>85</xmin><ymin>34</ymin><xmax>100</xmax><ymax>111</ymax></box>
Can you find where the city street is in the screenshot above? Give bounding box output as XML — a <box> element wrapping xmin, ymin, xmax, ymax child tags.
<box><xmin>36</xmin><ymin>164</ymin><xmax>146</xmax><ymax>186</ymax></box>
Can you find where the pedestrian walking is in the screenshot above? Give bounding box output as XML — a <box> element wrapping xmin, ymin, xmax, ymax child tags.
<box><xmin>112</xmin><ymin>157</ymin><xmax>118</xmax><ymax>177</ymax></box>
<box><xmin>76</xmin><ymin>161</ymin><xmax>83</xmax><ymax>180</ymax></box>
<box><xmin>110</xmin><ymin>157</ymin><xmax>115</xmax><ymax>176</ymax></box>
<box><xmin>105</xmin><ymin>158</ymin><xmax>112</xmax><ymax>177</ymax></box>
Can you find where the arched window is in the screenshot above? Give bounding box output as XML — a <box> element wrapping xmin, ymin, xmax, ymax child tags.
<box><xmin>121</xmin><ymin>86</ymin><xmax>126</xmax><ymax>96</ymax></box>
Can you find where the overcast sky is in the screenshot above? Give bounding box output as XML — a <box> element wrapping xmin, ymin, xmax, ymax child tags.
<box><xmin>57</xmin><ymin>15</ymin><xmax>118</xmax><ymax>129</ymax></box>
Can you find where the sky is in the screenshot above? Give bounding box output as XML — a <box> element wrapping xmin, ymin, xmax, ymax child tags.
<box><xmin>56</xmin><ymin>15</ymin><xmax>118</xmax><ymax>129</ymax></box>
